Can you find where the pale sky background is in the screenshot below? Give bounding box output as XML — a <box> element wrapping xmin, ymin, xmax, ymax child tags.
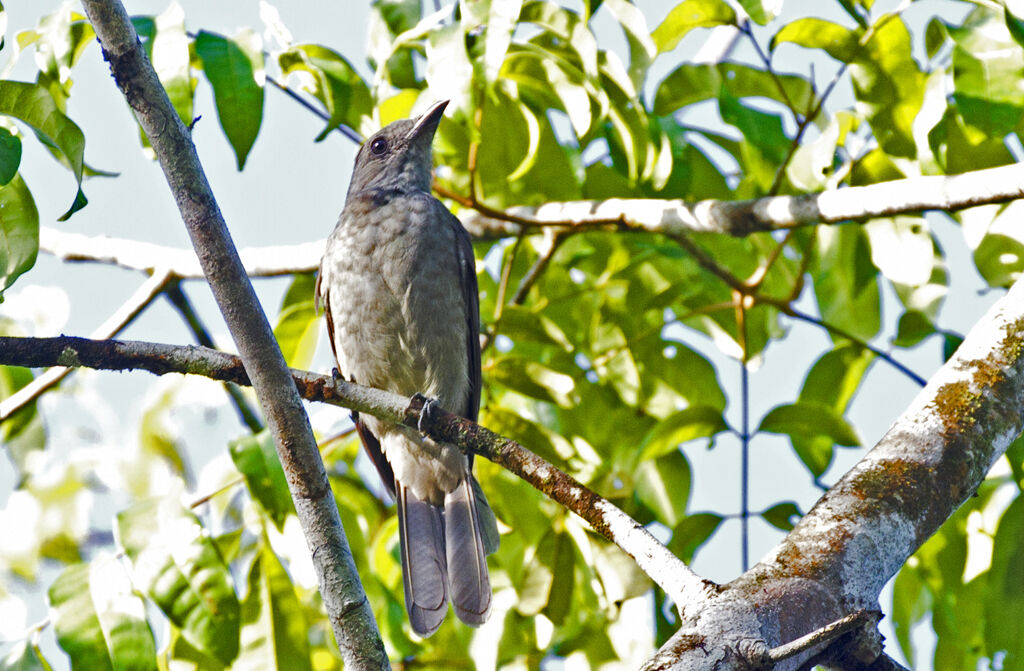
<box><xmin>0</xmin><ymin>1</ymin><xmax>1005</xmax><ymax>669</ymax></box>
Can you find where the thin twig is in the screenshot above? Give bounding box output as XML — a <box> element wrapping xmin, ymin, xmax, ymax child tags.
<box><xmin>0</xmin><ymin>268</ymin><xmax>174</xmax><ymax>421</ymax></box>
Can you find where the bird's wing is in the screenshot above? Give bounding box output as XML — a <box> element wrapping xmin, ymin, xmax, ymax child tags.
<box><xmin>444</xmin><ymin>204</ymin><xmax>481</xmax><ymax>423</ymax></box>
<box><xmin>318</xmin><ymin>257</ymin><xmax>397</xmax><ymax>499</ymax></box>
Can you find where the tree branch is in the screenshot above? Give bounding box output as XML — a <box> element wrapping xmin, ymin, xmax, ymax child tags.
<box><xmin>0</xmin><ymin>334</ymin><xmax>716</xmax><ymax>617</ymax></box>
<box><xmin>457</xmin><ymin>162</ymin><xmax>1024</xmax><ymax>239</ymax></box>
<box><xmin>644</xmin><ymin>272</ymin><xmax>1024</xmax><ymax>669</ymax></box>
<box><xmin>78</xmin><ymin>1</ymin><xmax>386</xmax><ymax>666</ymax></box>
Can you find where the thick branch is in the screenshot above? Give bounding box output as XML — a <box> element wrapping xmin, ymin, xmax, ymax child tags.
<box><xmin>0</xmin><ymin>334</ymin><xmax>716</xmax><ymax>614</ymax></box>
<box><xmin>645</xmin><ymin>273</ymin><xmax>1024</xmax><ymax>669</ymax></box>
<box><xmin>458</xmin><ymin>162</ymin><xmax>1024</xmax><ymax>238</ymax></box>
<box><xmin>77</xmin><ymin>1</ymin><xmax>386</xmax><ymax>667</ymax></box>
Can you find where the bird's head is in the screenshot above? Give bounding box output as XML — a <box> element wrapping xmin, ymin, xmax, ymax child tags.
<box><xmin>347</xmin><ymin>100</ymin><xmax>448</xmax><ymax>196</ymax></box>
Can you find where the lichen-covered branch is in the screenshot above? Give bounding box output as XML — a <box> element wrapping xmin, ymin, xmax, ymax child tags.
<box><xmin>0</xmin><ymin>334</ymin><xmax>714</xmax><ymax>612</ymax></box>
<box><xmin>643</xmin><ymin>273</ymin><xmax>1024</xmax><ymax>670</ymax></box>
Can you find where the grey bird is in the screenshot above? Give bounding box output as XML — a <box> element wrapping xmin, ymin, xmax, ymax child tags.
<box><xmin>316</xmin><ymin>100</ymin><xmax>499</xmax><ymax>637</ymax></box>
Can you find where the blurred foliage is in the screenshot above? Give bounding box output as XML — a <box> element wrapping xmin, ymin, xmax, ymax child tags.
<box><xmin>1</xmin><ymin>0</ymin><xmax>1023</xmax><ymax>670</ymax></box>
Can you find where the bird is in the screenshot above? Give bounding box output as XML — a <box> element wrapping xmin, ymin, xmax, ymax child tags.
<box><xmin>316</xmin><ymin>100</ymin><xmax>498</xmax><ymax>637</ymax></box>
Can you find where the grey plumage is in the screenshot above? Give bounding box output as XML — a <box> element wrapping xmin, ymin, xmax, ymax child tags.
<box><xmin>317</xmin><ymin>100</ymin><xmax>498</xmax><ymax>637</ymax></box>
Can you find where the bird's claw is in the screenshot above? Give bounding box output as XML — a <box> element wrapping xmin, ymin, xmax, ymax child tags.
<box><xmin>411</xmin><ymin>392</ymin><xmax>441</xmax><ymax>433</ymax></box>
<box><xmin>331</xmin><ymin>367</ymin><xmax>342</xmax><ymax>381</ymax></box>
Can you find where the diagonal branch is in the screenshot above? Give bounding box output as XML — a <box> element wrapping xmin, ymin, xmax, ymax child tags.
<box><xmin>0</xmin><ymin>334</ymin><xmax>717</xmax><ymax>617</ymax></box>
<box><xmin>78</xmin><ymin>0</ymin><xmax>386</xmax><ymax>666</ymax></box>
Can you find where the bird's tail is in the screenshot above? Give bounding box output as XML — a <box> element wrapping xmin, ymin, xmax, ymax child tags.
<box><xmin>444</xmin><ymin>476</ymin><xmax>493</xmax><ymax>626</ymax></box>
<box><xmin>396</xmin><ymin>482</ymin><xmax>449</xmax><ymax>637</ymax></box>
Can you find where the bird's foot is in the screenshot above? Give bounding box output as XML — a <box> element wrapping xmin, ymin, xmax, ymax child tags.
<box><xmin>331</xmin><ymin>367</ymin><xmax>342</xmax><ymax>380</ymax></box>
<box><xmin>411</xmin><ymin>392</ymin><xmax>442</xmax><ymax>433</ymax></box>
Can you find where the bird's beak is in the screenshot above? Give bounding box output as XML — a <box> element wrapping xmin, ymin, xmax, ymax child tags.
<box><xmin>410</xmin><ymin>100</ymin><xmax>449</xmax><ymax>141</ymax></box>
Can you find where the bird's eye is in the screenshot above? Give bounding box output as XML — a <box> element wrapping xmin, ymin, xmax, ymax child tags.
<box><xmin>369</xmin><ymin>137</ymin><xmax>389</xmax><ymax>155</ymax></box>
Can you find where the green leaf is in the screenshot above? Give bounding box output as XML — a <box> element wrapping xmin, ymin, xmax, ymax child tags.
<box><xmin>194</xmin><ymin>29</ymin><xmax>265</xmax><ymax>170</ymax></box>
<box><xmin>812</xmin><ymin>225</ymin><xmax>881</xmax><ymax>342</ymax></box>
<box><xmin>771</xmin><ymin>17</ymin><xmax>859</xmax><ymax>62</ymax></box>
<box><xmin>639</xmin><ymin>405</ymin><xmax>728</xmax><ymax>461</ymax></box>
<box><xmin>651</xmin><ymin>0</ymin><xmax>736</xmax><ymax>53</ymax></box>
<box><xmin>0</xmin><ymin>127</ymin><xmax>22</xmax><ymax>185</ymax></box>
<box><xmin>278</xmin><ymin>44</ymin><xmax>372</xmax><ymax>141</ymax></box>
<box><xmin>793</xmin><ymin>346</ymin><xmax>873</xmax><ymax>478</ymax></box>
<box><xmin>762</xmin><ymin>502</ymin><xmax>802</xmax><ymax>531</ymax></box>
<box><xmin>925</xmin><ymin>17</ymin><xmax>947</xmax><ymax>60</ymax></box>
<box><xmin>759</xmin><ymin>401</ymin><xmax>860</xmax><ymax>447</ymax></box>
<box><xmin>0</xmin><ymin>81</ymin><xmax>87</xmax><ymax>219</ymax></box>
<box><xmin>983</xmin><ymin>496</ymin><xmax>1024</xmax><ymax>664</ymax></box>
<box><xmin>489</xmin><ymin>356</ymin><xmax>577</xmax><ymax>407</ymax></box>
<box><xmin>0</xmin><ymin>173</ymin><xmax>38</xmax><ymax>296</ymax></box>
<box><xmin>1006</xmin><ymin>3</ymin><xmax>1024</xmax><ymax>48</ymax></box>
<box><xmin>236</xmin><ymin>547</ymin><xmax>312</xmax><ymax>670</ymax></box>
<box><xmin>974</xmin><ymin>233</ymin><xmax>1024</xmax><ymax>288</ymax></box>
<box><xmin>634</xmin><ymin>450</ymin><xmax>691</xmax><ymax>526</ymax></box>
<box><xmin>667</xmin><ymin>513</ymin><xmax>722</xmax><ymax>563</ymax></box>
<box><xmin>116</xmin><ymin>499</ymin><xmax>241</xmax><ymax>665</ymax></box>
<box><xmin>798</xmin><ymin>343</ymin><xmax>874</xmax><ymax>412</ymax></box>
<box><xmin>654</xmin><ymin>62</ymin><xmax>813</xmax><ymax>117</ymax></box>
<box><xmin>229</xmin><ymin>431</ymin><xmax>294</xmax><ymax>530</ymax></box>
<box><xmin>48</xmin><ymin>559</ymin><xmax>158</xmax><ymax>671</ymax></box>
<box><xmin>893</xmin><ymin>310</ymin><xmax>935</xmax><ymax>348</ymax></box>
<box><xmin>273</xmin><ymin>272</ymin><xmax>319</xmax><ymax>369</ymax></box>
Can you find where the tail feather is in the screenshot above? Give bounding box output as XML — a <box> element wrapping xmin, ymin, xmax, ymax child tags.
<box><xmin>444</xmin><ymin>478</ymin><xmax>491</xmax><ymax>626</ymax></box>
<box><xmin>397</xmin><ymin>483</ymin><xmax>448</xmax><ymax>637</ymax></box>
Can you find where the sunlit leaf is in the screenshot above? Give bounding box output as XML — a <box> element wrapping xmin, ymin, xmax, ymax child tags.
<box><xmin>236</xmin><ymin>547</ymin><xmax>313</xmax><ymax>670</ymax></box>
<box><xmin>0</xmin><ymin>81</ymin><xmax>86</xmax><ymax>219</ymax></box>
<box><xmin>48</xmin><ymin>559</ymin><xmax>157</xmax><ymax>671</ymax></box>
<box><xmin>489</xmin><ymin>356</ymin><xmax>577</xmax><ymax>407</ymax></box>
<box><xmin>651</xmin><ymin>0</ymin><xmax>736</xmax><ymax>53</ymax></box>
<box><xmin>278</xmin><ymin>44</ymin><xmax>372</xmax><ymax>141</ymax></box>
<box><xmin>229</xmin><ymin>431</ymin><xmax>294</xmax><ymax>530</ymax></box>
<box><xmin>639</xmin><ymin>405</ymin><xmax>728</xmax><ymax>461</ymax></box>
<box><xmin>273</xmin><ymin>272</ymin><xmax>319</xmax><ymax>370</ymax></box>
<box><xmin>116</xmin><ymin>499</ymin><xmax>240</xmax><ymax>665</ymax></box>
<box><xmin>771</xmin><ymin>17</ymin><xmax>859</xmax><ymax>61</ymax></box>
<box><xmin>0</xmin><ymin>174</ymin><xmax>38</xmax><ymax>295</ymax></box>
<box><xmin>759</xmin><ymin>402</ymin><xmax>860</xmax><ymax>447</ymax></box>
